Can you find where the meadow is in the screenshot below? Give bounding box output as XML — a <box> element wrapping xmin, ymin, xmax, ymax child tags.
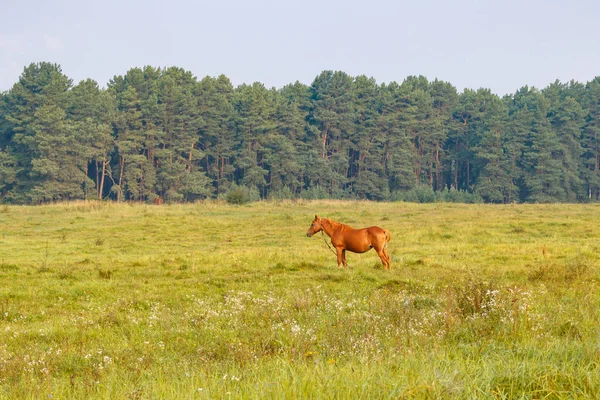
<box><xmin>0</xmin><ymin>200</ymin><xmax>599</xmax><ymax>399</ymax></box>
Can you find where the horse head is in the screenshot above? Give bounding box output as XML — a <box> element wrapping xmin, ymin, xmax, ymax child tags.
<box><xmin>306</xmin><ymin>215</ymin><xmax>323</xmax><ymax>237</ymax></box>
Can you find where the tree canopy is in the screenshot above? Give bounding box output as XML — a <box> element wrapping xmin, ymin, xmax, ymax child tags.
<box><xmin>1</xmin><ymin>62</ymin><xmax>600</xmax><ymax>203</ymax></box>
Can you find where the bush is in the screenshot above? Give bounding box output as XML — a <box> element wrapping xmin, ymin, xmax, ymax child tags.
<box><xmin>415</xmin><ymin>186</ymin><xmax>437</xmax><ymax>203</ymax></box>
<box><xmin>391</xmin><ymin>186</ymin><xmax>436</xmax><ymax>203</ymax></box>
<box><xmin>391</xmin><ymin>187</ymin><xmax>483</xmax><ymax>204</ymax></box>
<box><xmin>225</xmin><ymin>186</ymin><xmax>250</xmax><ymax>204</ymax></box>
<box><xmin>302</xmin><ymin>185</ymin><xmax>329</xmax><ymax>200</ymax></box>
<box><xmin>224</xmin><ymin>185</ymin><xmax>261</xmax><ymax>204</ymax></box>
<box><xmin>437</xmin><ymin>188</ymin><xmax>483</xmax><ymax>204</ymax></box>
<box><xmin>269</xmin><ymin>186</ymin><xmax>295</xmax><ymax>200</ymax></box>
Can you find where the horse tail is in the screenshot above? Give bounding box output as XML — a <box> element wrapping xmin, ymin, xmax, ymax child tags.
<box><xmin>383</xmin><ymin>229</ymin><xmax>391</xmax><ymax>248</ymax></box>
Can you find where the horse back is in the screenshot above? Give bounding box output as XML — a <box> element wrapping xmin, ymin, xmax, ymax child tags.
<box><xmin>338</xmin><ymin>225</ymin><xmax>388</xmax><ymax>253</ymax></box>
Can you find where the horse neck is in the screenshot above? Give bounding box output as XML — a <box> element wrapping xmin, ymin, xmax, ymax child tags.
<box><xmin>321</xmin><ymin>218</ymin><xmax>340</xmax><ymax>238</ymax></box>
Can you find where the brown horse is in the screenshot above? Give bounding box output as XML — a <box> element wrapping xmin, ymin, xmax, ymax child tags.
<box><xmin>306</xmin><ymin>215</ymin><xmax>392</xmax><ymax>270</ymax></box>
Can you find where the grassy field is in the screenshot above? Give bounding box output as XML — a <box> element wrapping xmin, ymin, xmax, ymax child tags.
<box><xmin>1</xmin><ymin>200</ymin><xmax>599</xmax><ymax>399</ymax></box>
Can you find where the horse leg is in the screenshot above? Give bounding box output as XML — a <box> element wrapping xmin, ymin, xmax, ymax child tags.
<box><xmin>336</xmin><ymin>247</ymin><xmax>344</xmax><ymax>269</ymax></box>
<box><xmin>382</xmin><ymin>230</ymin><xmax>392</xmax><ymax>270</ymax></box>
<box><xmin>376</xmin><ymin>247</ymin><xmax>390</xmax><ymax>271</ymax></box>
<box><xmin>342</xmin><ymin>249</ymin><xmax>348</xmax><ymax>268</ymax></box>
<box><xmin>383</xmin><ymin>247</ymin><xmax>391</xmax><ymax>270</ymax></box>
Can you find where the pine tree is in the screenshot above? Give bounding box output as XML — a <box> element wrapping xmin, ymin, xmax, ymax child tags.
<box><xmin>378</xmin><ymin>82</ymin><xmax>417</xmax><ymax>193</ymax></box>
<box><xmin>513</xmin><ymin>88</ymin><xmax>567</xmax><ymax>202</ymax></box>
<box><xmin>232</xmin><ymin>83</ymin><xmax>276</xmax><ymax>197</ymax></box>
<box><xmin>401</xmin><ymin>77</ymin><xmax>434</xmax><ymax>188</ymax></box>
<box><xmin>582</xmin><ymin>77</ymin><xmax>600</xmax><ymax>199</ymax></box>
<box><xmin>427</xmin><ymin>80</ymin><xmax>458</xmax><ymax>191</ymax></box>
<box><xmin>265</xmin><ymin>82</ymin><xmax>309</xmax><ymax>197</ymax></box>
<box><xmin>472</xmin><ymin>94</ymin><xmax>514</xmax><ymax>202</ymax></box>
<box><xmin>308</xmin><ymin>71</ymin><xmax>355</xmax><ymax>196</ymax></box>
<box><xmin>351</xmin><ymin>75</ymin><xmax>387</xmax><ymax>199</ymax></box>
<box><xmin>68</xmin><ymin>79</ymin><xmax>116</xmax><ymax>199</ymax></box>
<box><xmin>2</xmin><ymin>63</ymin><xmax>75</xmax><ymax>202</ymax></box>
<box><xmin>544</xmin><ymin>82</ymin><xmax>584</xmax><ymax>201</ymax></box>
<box><xmin>197</xmin><ymin>75</ymin><xmax>236</xmax><ymax>197</ymax></box>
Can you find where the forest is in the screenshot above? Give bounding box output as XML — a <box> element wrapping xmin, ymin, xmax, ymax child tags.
<box><xmin>1</xmin><ymin>62</ymin><xmax>600</xmax><ymax>204</ymax></box>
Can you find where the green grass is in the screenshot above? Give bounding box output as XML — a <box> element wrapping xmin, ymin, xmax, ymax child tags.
<box><xmin>1</xmin><ymin>200</ymin><xmax>599</xmax><ymax>398</ymax></box>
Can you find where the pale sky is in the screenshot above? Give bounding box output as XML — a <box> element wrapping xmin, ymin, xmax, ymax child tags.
<box><xmin>1</xmin><ymin>0</ymin><xmax>599</xmax><ymax>96</ymax></box>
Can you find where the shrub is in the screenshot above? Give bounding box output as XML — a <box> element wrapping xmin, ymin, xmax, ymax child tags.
<box><xmin>437</xmin><ymin>188</ymin><xmax>483</xmax><ymax>204</ymax></box>
<box><xmin>225</xmin><ymin>186</ymin><xmax>249</xmax><ymax>204</ymax></box>
<box><xmin>225</xmin><ymin>185</ymin><xmax>260</xmax><ymax>204</ymax></box>
<box><xmin>391</xmin><ymin>186</ymin><xmax>436</xmax><ymax>203</ymax></box>
<box><xmin>269</xmin><ymin>186</ymin><xmax>295</xmax><ymax>200</ymax></box>
<box><xmin>392</xmin><ymin>187</ymin><xmax>483</xmax><ymax>204</ymax></box>
<box><xmin>302</xmin><ymin>185</ymin><xmax>329</xmax><ymax>200</ymax></box>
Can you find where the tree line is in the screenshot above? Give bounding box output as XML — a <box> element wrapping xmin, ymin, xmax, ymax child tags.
<box><xmin>1</xmin><ymin>62</ymin><xmax>600</xmax><ymax>204</ymax></box>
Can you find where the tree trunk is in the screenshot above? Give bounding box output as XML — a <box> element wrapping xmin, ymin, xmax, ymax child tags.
<box><xmin>454</xmin><ymin>138</ymin><xmax>459</xmax><ymax>190</ymax></box>
<box><xmin>95</xmin><ymin>161</ymin><xmax>100</xmax><ymax>196</ymax></box>
<box><xmin>466</xmin><ymin>136</ymin><xmax>470</xmax><ymax>189</ymax></box>
<box><xmin>84</xmin><ymin>164</ymin><xmax>89</xmax><ymax>200</ymax></box>
<box><xmin>322</xmin><ymin>126</ymin><xmax>329</xmax><ymax>159</ymax></box>
<box><xmin>187</xmin><ymin>142</ymin><xmax>194</xmax><ymax>173</ymax></box>
<box><xmin>435</xmin><ymin>146</ymin><xmax>440</xmax><ymax>191</ymax></box>
<box><xmin>99</xmin><ymin>158</ymin><xmax>107</xmax><ymax>199</ymax></box>
<box><xmin>118</xmin><ymin>155</ymin><xmax>124</xmax><ymax>202</ymax></box>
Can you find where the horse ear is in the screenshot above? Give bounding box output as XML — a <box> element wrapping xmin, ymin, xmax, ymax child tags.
<box><xmin>315</xmin><ymin>214</ymin><xmax>319</xmax><ymax>220</ymax></box>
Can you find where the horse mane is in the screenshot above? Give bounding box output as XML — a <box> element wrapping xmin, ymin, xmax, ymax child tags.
<box><xmin>321</xmin><ymin>218</ymin><xmax>344</xmax><ymax>230</ymax></box>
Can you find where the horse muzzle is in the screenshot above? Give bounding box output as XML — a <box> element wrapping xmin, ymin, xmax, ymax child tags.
<box><xmin>306</xmin><ymin>232</ymin><xmax>313</xmax><ymax>238</ymax></box>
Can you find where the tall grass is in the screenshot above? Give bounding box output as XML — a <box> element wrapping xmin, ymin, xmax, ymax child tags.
<box><xmin>0</xmin><ymin>201</ymin><xmax>599</xmax><ymax>398</ymax></box>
